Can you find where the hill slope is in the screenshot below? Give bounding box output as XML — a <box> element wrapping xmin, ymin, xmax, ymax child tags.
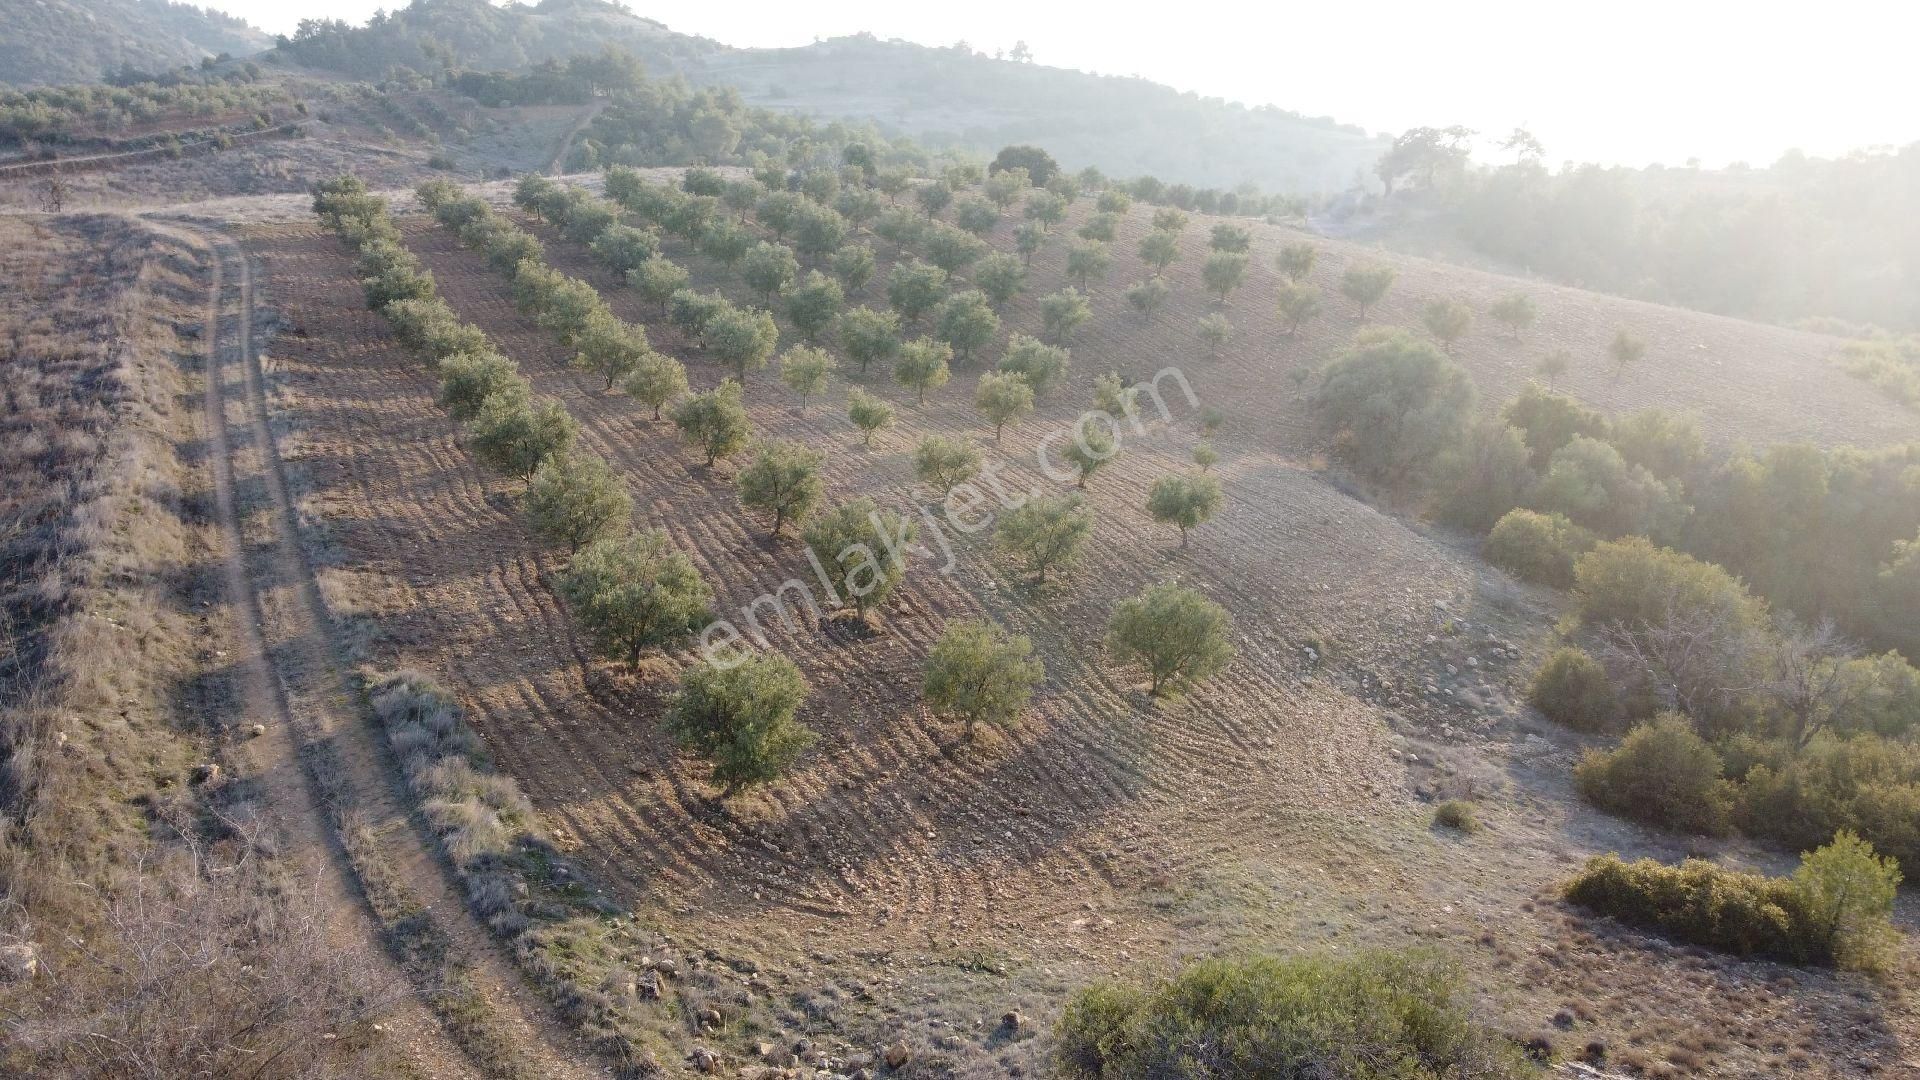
<box><xmin>0</xmin><ymin>0</ymin><xmax>272</xmax><ymax>86</ymax></box>
<box><xmin>272</xmin><ymin>0</ymin><xmax>1382</xmax><ymax>194</ymax></box>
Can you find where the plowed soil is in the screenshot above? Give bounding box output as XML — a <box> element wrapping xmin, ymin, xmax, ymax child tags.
<box><xmin>244</xmin><ymin>184</ymin><xmax>1918</xmax><ymax>1076</ymax></box>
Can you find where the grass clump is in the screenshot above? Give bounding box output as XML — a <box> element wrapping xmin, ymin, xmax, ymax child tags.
<box><xmin>1433</xmin><ymin>799</ymin><xmax>1481</xmax><ymax>833</ymax></box>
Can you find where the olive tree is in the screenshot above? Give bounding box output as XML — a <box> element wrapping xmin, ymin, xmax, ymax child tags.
<box><xmin>1146</xmin><ymin>473</ymin><xmax>1224</xmax><ymax>547</ymax></box>
<box><xmin>778</xmin><ymin>345</ymin><xmax>837</xmax><ymax>409</ymax></box>
<box><xmin>1490</xmin><ymin>293</ymin><xmax>1537</xmax><ymax>337</ymax></box>
<box><xmin>975</xmin><ymin>252</ymin><xmax>1026</xmax><ymax>308</ymax></box>
<box><xmin>1276</xmin><ymin>242</ymin><xmax>1317</xmax><ymax>281</ymax></box>
<box><xmin>1197</xmin><ymin>313</ymin><xmax>1232</xmax><ymax>356</ymax></box>
<box><xmin>468</xmin><ymin>391</ymin><xmax>577</xmax><ymax>481</ymax></box>
<box><xmin>1014</xmin><ymin>222</ymin><xmax>1047</xmax><ymax>266</ymax></box>
<box><xmin>741</xmin><ymin>241</ymin><xmax>799</xmax><ymax>305</ymax></box>
<box><xmin>1201</xmin><ymin>251</ymin><xmax>1249</xmax><ymax>303</ymax></box>
<box><xmin>622</xmin><ymin>351</ymin><xmax>690</xmax><ymax>420</ymax></box>
<box><xmin>702</xmin><ymin>305</ymin><xmax>780</xmax><ymax>381</ymax></box>
<box><xmin>934</xmin><ymin>290</ymin><xmax>1001</xmax><ymax>366</ymax></box>
<box><xmin>995</xmin><ymin>493</ymin><xmax>1092</xmax><ymax>584</ymax></box>
<box><xmin>1065</xmin><ymin>421</ymin><xmax>1118</xmax><ymax>487</ymax></box>
<box><xmin>1609</xmin><ymin>328</ymin><xmax>1647</xmax><ymax>375</ymax></box>
<box><xmin>438</xmin><ymin>350</ymin><xmax>526</xmax><ymax>422</ymax></box>
<box><xmin>1093</xmin><ymin>372</ymin><xmax>1139</xmax><ymax>419</ymax></box>
<box><xmin>629</xmin><ymin>255</ymin><xmax>689</xmax><ymax>314</ymax></box>
<box><xmin>831</xmin><ymin>243</ymin><xmax>876</xmax><ymax>294</ymax></box>
<box><xmin>667</xmin><ymin>653</ymin><xmax>814</xmax><ymax>798</ymax></box>
<box><xmin>840</xmin><ymin>306</ymin><xmax>901</xmax><ymax>375</ymax></box>
<box><xmin>1340</xmin><ymin>262</ymin><xmax>1397</xmax><ymax>319</ymax></box>
<box><xmin>1107</xmin><ymin>580</ymin><xmax>1235</xmax><ymax>696</ymax></box>
<box><xmin>557</xmin><ymin>530</ymin><xmax>713</xmax><ymax>668</ymax></box>
<box><xmin>737</xmin><ymin>440</ymin><xmax>825</xmax><ymax>535</ymax></box>
<box><xmin>997</xmin><ymin>334</ymin><xmax>1072</xmax><ymax>395</ymax></box>
<box><xmin>1127</xmin><ymin>277</ymin><xmax>1171</xmax><ymax>321</ymax></box>
<box><xmin>524</xmin><ymin>450</ymin><xmax>632</xmax><ymax>553</ymax></box>
<box><xmin>887</xmin><ymin>259</ymin><xmax>950</xmax><ymax>327</ymax></box>
<box><xmin>923</xmin><ymin>619</ymin><xmax>1045</xmax><ymax>741</ymax></box>
<box><xmin>1066</xmin><ymin>241</ymin><xmax>1113</xmax><ymax>290</ymax></box>
<box><xmin>925</xmin><ymin>224</ymin><xmax>987</xmax><ymax>275</ymax></box>
<box><xmin>784</xmin><ymin>270</ymin><xmax>845</xmax><ymax>344</ymax></box>
<box><xmin>974</xmin><ymin>371</ymin><xmax>1035</xmax><ymax>442</ymax></box>
<box><xmin>1209</xmin><ymin>223</ymin><xmax>1251</xmax><ymax>253</ymax></box>
<box><xmin>1275</xmin><ymin>281</ymin><xmax>1322</xmax><ymax>335</ymax></box>
<box><xmin>572</xmin><ymin>310</ymin><xmax>652</xmax><ymax>390</ymax></box>
<box><xmin>1422</xmin><ymin>297</ymin><xmax>1474</xmax><ymax>353</ymax></box>
<box><xmin>846</xmin><ymin>386</ymin><xmax>895</xmax><ymax>446</ymax></box>
<box><xmin>1139</xmin><ymin>229</ymin><xmax>1181</xmax><ymax>275</ymax></box>
<box><xmin>913</xmin><ymin>434</ymin><xmax>981</xmax><ymax>492</ymax></box>
<box><xmin>1039</xmin><ymin>288</ymin><xmax>1092</xmax><ymax>345</ymax></box>
<box><xmin>803</xmin><ymin>497</ymin><xmax>916</xmax><ymax>619</ymax></box>
<box><xmin>671</xmin><ymin>378</ymin><xmax>752</xmax><ymax>465</ymax></box>
<box><xmin>893</xmin><ymin>337</ymin><xmax>953</xmax><ymax>403</ymax></box>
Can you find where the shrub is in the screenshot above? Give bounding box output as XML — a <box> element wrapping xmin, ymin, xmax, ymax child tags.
<box><xmin>1574</xmin><ymin>714</ymin><xmax>1733</xmax><ymax>834</ymax></box>
<box><xmin>1527</xmin><ymin>647</ymin><xmax>1617</xmax><ymax>731</ymax></box>
<box><xmin>1564</xmin><ymin>832</ymin><xmax>1898</xmax><ymax>969</ymax></box>
<box><xmin>1572</xmin><ymin>537</ymin><xmax>1765</xmax><ymax>634</ymax></box>
<box><xmin>1432</xmin><ymin>422</ymin><xmax>1535</xmax><ymax>532</ymax></box>
<box><xmin>1055</xmin><ymin>950</ymin><xmax>1529</xmax><ymax>1080</ymax></box>
<box><xmin>667</xmin><ymin>653</ymin><xmax>814</xmax><ymax>798</ymax></box>
<box><xmin>1531</xmin><ymin>435</ymin><xmax>1687</xmax><ymax>539</ymax></box>
<box><xmin>922</xmin><ymin>619</ymin><xmax>1045</xmax><ymax>741</ymax></box>
<box><xmin>1735</xmin><ymin>733</ymin><xmax>1920</xmax><ymax>873</ymax></box>
<box><xmin>1485</xmin><ymin>509</ymin><xmax>1596</xmax><ymax>587</ymax></box>
<box><xmin>1311</xmin><ymin>328</ymin><xmax>1475</xmax><ymax>486</ymax></box>
<box><xmin>1433</xmin><ymin>800</ymin><xmax>1480</xmax><ymax>832</ymax></box>
<box><xmin>1502</xmin><ymin>383</ymin><xmax>1610</xmax><ymax>469</ymax></box>
<box><xmin>1108</xmin><ymin>580</ymin><xmax>1235</xmax><ymax>696</ymax></box>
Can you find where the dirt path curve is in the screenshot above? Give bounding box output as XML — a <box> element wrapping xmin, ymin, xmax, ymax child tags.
<box><xmin>172</xmin><ymin>220</ymin><xmax>608</xmax><ymax>1080</ymax></box>
<box><xmin>545</xmin><ymin>101</ymin><xmax>608</xmax><ymax>176</ymax></box>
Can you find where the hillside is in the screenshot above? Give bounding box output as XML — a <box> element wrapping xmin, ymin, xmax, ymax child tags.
<box><xmin>691</xmin><ymin>35</ymin><xmax>1384</xmax><ymax>193</ymax></box>
<box><xmin>273</xmin><ymin>0</ymin><xmax>1382</xmax><ymax>194</ymax></box>
<box><xmin>0</xmin><ymin>0</ymin><xmax>272</xmax><ymax>85</ymax></box>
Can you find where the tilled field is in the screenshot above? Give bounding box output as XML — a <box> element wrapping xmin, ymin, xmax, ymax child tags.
<box><xmin>246</xmin><ymin>185</ymin><xmax>1918</xmax><ymax>1075</ymax></box>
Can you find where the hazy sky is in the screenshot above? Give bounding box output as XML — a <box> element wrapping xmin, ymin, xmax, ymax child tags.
<box><xmin>222</xmin><ymin>0</ymin><xmax>1917</xmax><ymax>168</ymax></box>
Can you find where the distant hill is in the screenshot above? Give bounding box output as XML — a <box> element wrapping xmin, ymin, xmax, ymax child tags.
<box><xmin>692</xmin><ymin>35</ymin><xmax>1385</xmax><ymax>195</ymax></box>
<box><xmin>272</xmin><ymin>0</ymin><xmax>1382</xmax><ymax>195</ymax></box>
<box><xmin>0</xmin><ymin>0</ymin><xmax>273</xmax><ymax>86</ymax></box>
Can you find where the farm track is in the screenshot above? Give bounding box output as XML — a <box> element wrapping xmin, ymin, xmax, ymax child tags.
<box><xmin>182</xmin><ymin>223</ymin><xmax>608</xmax><ymax>1080</ymax></box>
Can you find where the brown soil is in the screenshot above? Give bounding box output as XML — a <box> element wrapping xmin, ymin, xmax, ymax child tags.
<box><xmin>238</xmin><ymin>180</ymin><xmax>1919</xmax><ymax>1077</ymax></box>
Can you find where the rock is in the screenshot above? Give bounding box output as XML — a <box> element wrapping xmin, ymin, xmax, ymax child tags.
<box><xmin>689</xmin><ymin>1045</ymin><xmax>718</xmax><ymax>1073</ymax></box>
<box><xmin>189</xmin><ymin>763</ymin><xmax>221</xmax><ymax>785</ymax></box>
<box><xmin>793</xmin><ymin>1038</ymin><xmax>812</xmax><ymax>1056</ymax></box>
<box><xmin>852</xmin><ymin>1070</ymin><xmax>872</xmax><ymax>1080</ymax></box>
<box><xmin>698</xmin><ymin>1005</ymin><xmax>723</xmax><ymax>1026</ymax></box>
<box><xmin>0</xmin><ymin>943</ymin><xmax>37</xmax><ymax>981</ymax></box>
<box><xmin>248</xmin><ymin>723</ymin><xmax>266</xmax><ymax>738</ymax></box>
<box><xmin>884</xmin><ymin>1040</ymin><xmax>911</xmax><ymax>1069</ymax></box>
<box><xmin>755</xmin><ymin>1041</ymin><xmax>776</xmax><ymax>1062</ymax></box>
<box><xmin>1000</xmin><ymin>1010</ymin><xmax>1025</xmax><ymax>1032</ymax></box>
<box><xmin>654</xmin><ymin>955</ymin><xmax>678</xmax><ymax>976</ymax></box>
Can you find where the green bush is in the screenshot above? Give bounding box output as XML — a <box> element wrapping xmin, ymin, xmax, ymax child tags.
<box><xmin>1312</xmin><ymin>327</ymin><xmax>1476</xmax><ymax>486</ymax></box>
<box><xmin>1055</xmin><ymin>950</ymin><xmax>1530</xmax><ymax>1080</ymax></box>
<box><xmin>1433</xmin><ymin>800</ymin><xmax>1480</xmax><ymax>833</ymax></box>
<box><xmin>1572</xmin><ymin>536</ymin><xmax>1766</xmax><ymax>634</ymax></box>
<box><xmin>1735</xmin><ymin>733</ymin><xmax>1920</xmax><ymax>874</ymax></box>
<box><xmin>1485</xmin><ymin>509</ymin><xmax>1596</xmax><ymax>588</ymax></box>
<box><xmin>1527</xmin><ymin>647</ymin><xmax>1617</xmax><ymax>732</ymax></box>
<box><xmin>1564</xmin><ymin>831</ymin><xmax>1900</xmax><ymax>969</ymax></box>
<box><xmin>1573</xmin><ymin>715</ymin><xmax>1733</xmax><ymax>835</ymax></box>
